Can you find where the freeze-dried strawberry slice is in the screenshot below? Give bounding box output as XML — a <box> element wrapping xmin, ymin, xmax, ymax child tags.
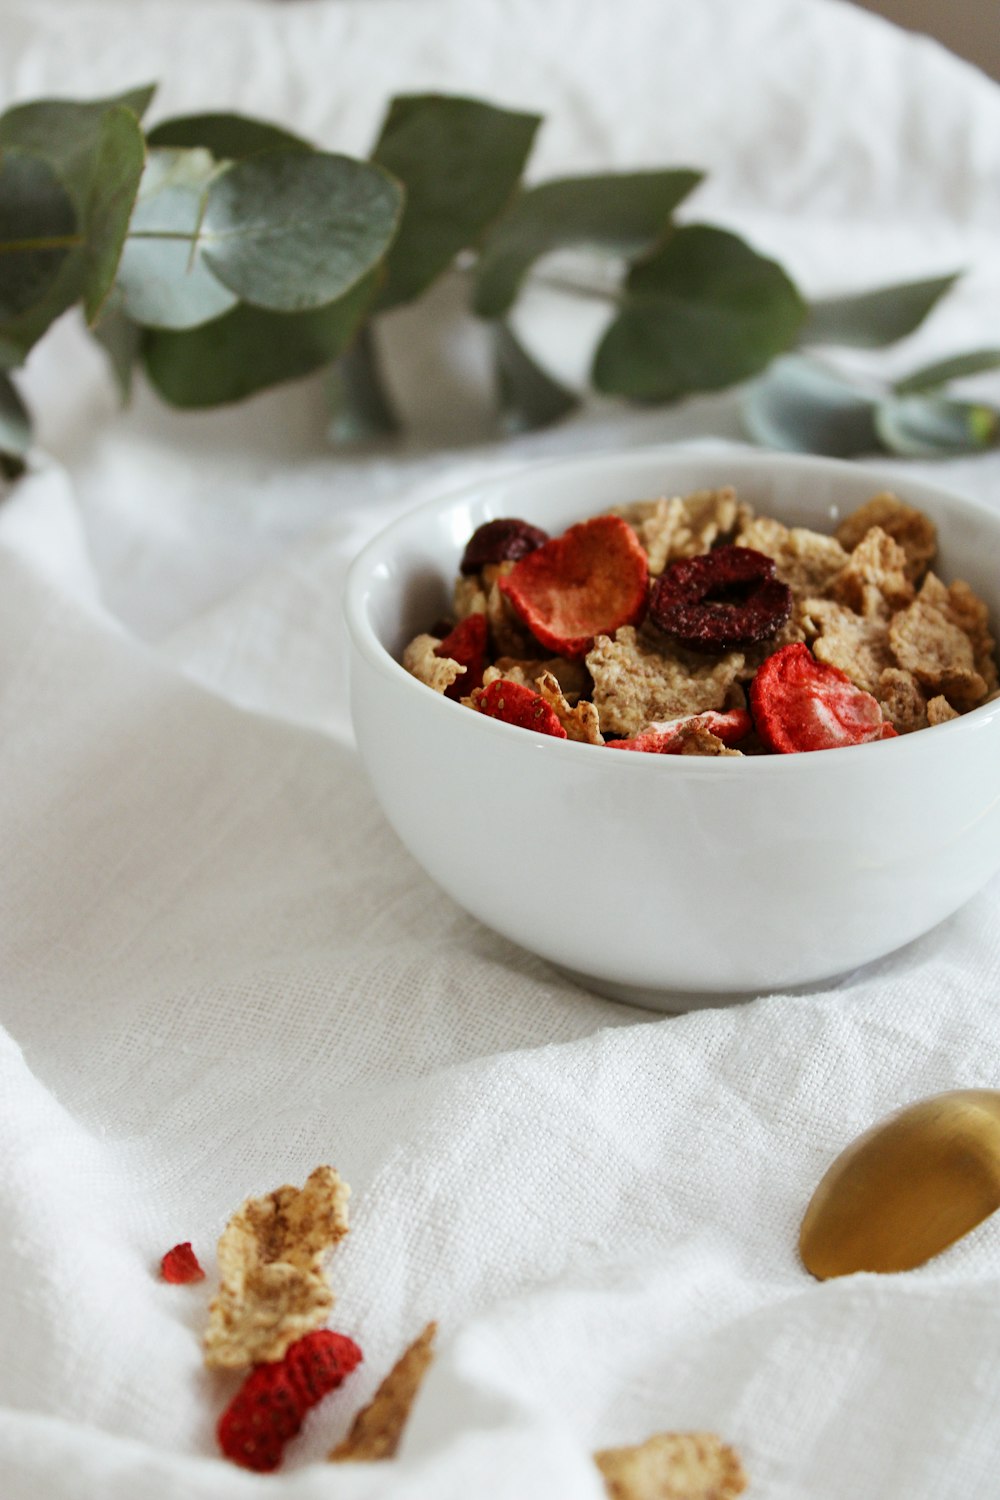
<box><xmin>217</xmin><ymin>1330</ymin><xmax>363</xmax><ymax>1473</ymax></box>
<box><xmin>472</xmin><ymin>678</ymin><xmax>568</xmax><ymax>738</ymax></box>
<box><xmin>460</xmin><ymin>517</ymin><xmax>549</xmax><ymax>574</ymax></box>
<box><xmin>650</xmin><ymin>546</ymin><xmax>792</xmax><ymax>653</ymax></box>
<box><xmin>607</xmin><ymin>707</ymin><xmax>753</xmax><ymax>753</ymax></box>
<box><xmin>160</xmin><ymin>1242</ymin><xmax>205</xmax><ymax>1284</ymax></box>
<box><xmin>498</xmin><ymin>515</ymin><xmax>649</xmax><ymax>659</ymax></box>
<box><xmin>750</xmin><ymin>643</ymin><xmax>890</xmax><ymax>753</ymax></box>
<box><xmin>435</xmin><ymin>613</ymin><xmax>488</xmax><ymax>699</ymax></box>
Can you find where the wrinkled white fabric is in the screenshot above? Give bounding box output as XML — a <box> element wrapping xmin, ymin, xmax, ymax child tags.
<box><xmin>2</xmin><ymin>2</ymin><xmax>1000</xmax><ymax>1497</ymax></box>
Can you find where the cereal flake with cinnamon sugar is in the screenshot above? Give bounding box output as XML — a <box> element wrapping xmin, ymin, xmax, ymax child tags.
<box><xmin>330</xmin><ymin>1322</ymin><xmax>438</xmax><ymax>1463</ymax></box>
<box><xmin>204</xmin><ymin>1165</ymin><xmax>350</xmax><ymax>1369</ymax></box>
<box><xmin>594</xmin><ymin>1430</ymin><xmax>747</xmax><ymax>1500</ymax></box>
<box><xmin>401</xmin><ymin>485</ymin><xmax>998</xmax><ymax>750</ymax></box>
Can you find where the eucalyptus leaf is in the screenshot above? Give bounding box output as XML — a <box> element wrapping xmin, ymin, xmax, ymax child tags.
<box><xmin>593</xmin><ymin>224</ymin><xmax>805</xmax><ymax>401</ymax></box>
<box><xmin>142</xmin><ymin>268</ymin><xmax>380</xmax><ymax>407</ymax></box>
<box><xmin>200</xmin><ymin>151</ymin><xmax>403</xmax><ymax>313</ymax></box>
<box><xmin>0</xmin><ymin>369</ymin><xmax>31</xmax><ymax>474</ymax></box>
<box><xmin>91</xmin><ymin>306</ymin><xmax>141</xmax><ymax>400</ymax></box>
<box><xmin>894</xmin><ymin>348</ymin><xmax>1000</xmax><ymax>395</ymax></box>
<box><xmin>741</xmin><ymin>355</ymin><xmax>879</xmax><ymax>456</ymax></box>
<box><xmin>371</xmin><ymin>93</ymin><xmax>539</xmax><ymax>311</ymax></box>
<box><xmin>0</xmin><ymin>148</ymin><xmax>79</xmax><ymax>320</ymax></box>
<box><xmin>874</xmin><ymin>395</ymin><xmax>1000</xmax><ymax>458</ymax></box>
<box><xmin>82</xmin><ymin>106</ymin><xmax>146</xmax><ymax>324</ymax></box>
<box><xmin>114</xmin><ymin>148</ymin><xmax>237</xmax><ymax>329</ymax></box>
<box><xmin>0</xmin><ymin>85</ymin><xmax>154</xmax><ymax>210</ymax></box>
<box><xmin>474</xmin><ymin>169</ymin><xmax>702</xmax><ymax>319</ymax></box>
<box><xmin>799</xmin><ymin>273</ymin><xmax>959</xmax><ymax>349</ymax></box>
<box><xmin>327</xmin><ymin>324</ymin><xmax>400</xmax><ymax>445</ymax></box>
<box><xmin>493</xmin><ymin>321</ymin><xmax>579</xmax><ymax>433</ymax></box>
<box><xmin>147</xmin><ymin>112</ymin><xmax>310</xmax><ymax>159</ymax></box>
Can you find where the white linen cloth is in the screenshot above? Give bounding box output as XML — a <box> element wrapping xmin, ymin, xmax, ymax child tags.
<box><xmin>2</xmin><ymin>3</ymin><xmax>1000</xmax><ymax>1496</ymax></box>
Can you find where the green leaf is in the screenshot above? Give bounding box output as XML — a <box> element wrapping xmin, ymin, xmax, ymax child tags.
<box><xmin>473</xmin><ymin>169</ymin><xmax>702</xmax><ymax>319</ymax></box>
<box><xmin>82</xmin><ymin>106</ymin><xmax>145</xmax><ymax>324</ymax></box>
<box><xmin>593</xmin><ymin>224</ymin><xmax>805</xmax><ymax>401</ymax></box>
<box><xmin>114</xmin><ymin>148</ymin><xmax>238</xmax><ymax>329</ymax></box>
<box><xmin>0</xmin><ymin>147</ymin><xmax>79</xmax><ymax>320</ymax></box>
<box><xmin>200</xmin><ymin>151</ymin><xmax>403</xmax><ymax>313</ymax></box>
<box><xmin>493</xmin><ymin>321</ymin><xmax>579</xmax><ymax>433</ymax></box>
<box><xmin>91</xmin><ymin>306</ymin><xmax>142</xmax><ymax>400</ymax></box>
<box><xmin>874</xmin><ymin>395</ymin><xmax>1000</xmax><ymax>457</ymax></box>
<box><xmin>0</xmin><ymin>369</ymin><xmax>31</xmax><ymax>474</ymax></box>
<box><xmin>146</xmin><ymin>112</ymin><xmax>311</xmax><ymax>159</ymax></box>
<box><xmin>741</xmin><ymin>355</ymin><xmax>879</xmax><ymax>456</ymax></box>
<box><xmin>0</xmin><ymin>85</ymin><xmax>155</xmax><ymax>210</ymax></box>
<box><xmin>326</xmin><ymin>323</ymin><xmax>400</xmax><ymax>445</ymax></box>
<box><xmin>142</xmin><ymin>268</ymin><xmax>380</xmax><ymax>407</ymax></box>
<box><xmin>798</xmin><ymin>273</ymin><xmax>960</xmax><ymax>349</ymax></box>
<box><xmin>894</xmin><ymin>347</ymin><xmax>1000</xmax><ymax>395</ymax></box>
<box><xmin>371</xmin><ymin>93</ymin><xmax>540</xmax><ymax>310</ymax></box>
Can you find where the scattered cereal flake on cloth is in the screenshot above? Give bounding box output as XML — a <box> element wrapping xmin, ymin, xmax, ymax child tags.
<box><xmin>835</xmin><ymin>492</ymin><xmax>937</xmax><ymax>582</ymax></box>
<box><xmin>888</xmin><ymin>598</ymin><xmax>987</xmax><ymax>710</ymax></box>
<box><xmin>403</xmin><ymin>634</ymin><xmax>465</xmax><ymax>696</ymax></box>
<box><xmin>735</xmin><ymin>514</ymin><xmax>849</xmax><ymax>599</ymax></box>
<box><xmin>329</xmin><ymin>1321</ymin><xmax>437</xmax><ymax>1463</ymax></box>
<box><xmin>594</xmin><ymin>1431</ymin><xmax>747</xmax><ymax>1500</ymax></box>
<box><xmin>801</xmin><ymin>597</ymin><xmax>894</xmax><ymax>695</ymax></box>
<box><xmin>828</xmin><ymin>526</ymin><xmax>914</xmax><ymax>617</ymax></box>
<box><xmin>204</xmin><ymin>1165</ymin><xmax>350</xmax><ymax>1370</ymax></box>
<box><xmin>611</xmin><ymin>487</ymin><xmax>739</xmax><ymax>575</ymax></box>
<box><xmin>586</xmin><ymin>626</ymin><xmax>744</xmax><ymax>738</ymax></box>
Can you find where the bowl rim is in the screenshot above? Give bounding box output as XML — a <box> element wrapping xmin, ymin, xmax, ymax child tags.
<box><xmin>344</xmin><ymin>445</ymin><xmax>1000</xmax><ymax>774</ymax></box>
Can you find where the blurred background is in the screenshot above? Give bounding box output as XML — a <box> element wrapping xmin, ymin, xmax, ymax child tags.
<box><xmin>850</xmin><ymin>0</ymin><xmax>999</xmax><ymax>80</ymax></box>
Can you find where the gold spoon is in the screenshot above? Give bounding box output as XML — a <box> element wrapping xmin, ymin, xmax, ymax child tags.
<box><xmin>800</xmin><ymin>1089</ymin><xmax>1000</xmax><ymax>1280</ymax></box>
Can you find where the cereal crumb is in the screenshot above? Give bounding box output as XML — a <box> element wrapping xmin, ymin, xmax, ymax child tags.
<box><xmin>927</xmin><ymin>694</ymin><xmax>960</xmax><ymax>725</ymax></box>
<box><xmin>329</xmin><ymin>1322</ymin><xmax>437</xmax><ymax>1463</ymax></box>
<box><xmin>877</xmin><ymin>667</ymin><xmax>928</xmax><ymax>734</ymax></box>
<box><xmin>403</xmin><ymin>634</ymin><xmax>465</xmax><ymax>695</ymax></box>
<box><xmin>594</xmin><ymin>1430</ymin><xmax>747</xmax><ymax>1500</ymax></box>
<box><xmin>587</xmin><ymin>627</ymin><xmax>744</xmax><ymax>739</ymax></box>
<box><xmin>835</xmin><ymin>492</ymin><xmax>937</xmax><ymax>582</ymax></box>
<box><xmin>676</xmin><ymin>724</ymin><xmax>743</xmax><ymax>757</ymax></box>
<box><xmin>204</xmin><ymin>1166</ymin><xmax>350</xmax><ymax>1370</ymax></box>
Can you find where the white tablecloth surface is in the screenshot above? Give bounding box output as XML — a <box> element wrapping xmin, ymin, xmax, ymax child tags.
<box><xmin>2</xmin><ymin>3</ymin><xmax>1000</xmax><ymax>1496</ymax></box>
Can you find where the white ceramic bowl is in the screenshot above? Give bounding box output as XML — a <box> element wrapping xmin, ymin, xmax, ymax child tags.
<box><xmin>345</xmin><ymin>448</ymin><xmax>1000</xmax><ymax>1009</ymax></box>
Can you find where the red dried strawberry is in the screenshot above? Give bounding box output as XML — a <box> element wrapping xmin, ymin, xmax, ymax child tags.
<box><xmin>217</xmin><ymin>1330</ymin><xmax>363</xmax><ymax>1473</ymax></box>
<box><xmin>435</xmin><ymin>613</ymin><xmax>488</xmax><ymax>699</ymax></box>
<box><xmin>607</xmin><ymin>707</ymin><xmax>753</xmax><ymax>753</ymax></box>
<box><xmin>650</xmin><ymin>546</ymin><xmax>792</xmax><ymax>653</ymax></box>
<box><xmin>160</xmin><ymin>1242</ymin><xmax>205</xmax><ymax>1284</ymax></box>
<box><xmin>750</xmin><ymin>643</ymin><xmax>890</xmax><ymax>753</ymax></box>
<box><xmin>460</xmin><ymin>517</ymin><xmax>549</xmax><ymax>574</ymax></box>
<box><xmin>498</xmin><ymin>515</ymin><xmax>649</xmax><ymax>659</ymax></box>
<box><xmin>472</xmin><ymin>679</ymin><xmax>568</xmax><ymax>738</ymax></box>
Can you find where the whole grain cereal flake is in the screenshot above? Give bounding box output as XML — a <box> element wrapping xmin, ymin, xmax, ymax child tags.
<box><xmin>828</xmin><ymin>526</ymin><xmax>914</xmax><ymax>618</ymax></box>
<box><xmin>735</xmin><ymin>514</ymin><xmax>849</xmax><ymax>599</ymax></box>
<box><xmin>594</xmin><ymin>1430</ymin><xmax>747</xmax><ymax>1500</ymax></box>
<box><xmin>835</xmin><ymin>492</ymin><xmax>937</xmax><ymax>583</ymax></box>
<box><xmin>586</xmin><ymin>626</ymin><xmax>745</xmax><ymax>739</ymax></box>
<box><xmin>403</xmin><ymin>634</ymin><xmax>465</xmax><ymax>696</ymax></box>
<box><xmin>801</xmin><ymin>597</ymin><xmax>894</xmax><ymax>696</ymax></box>
<box><xmin>611</xmin><ymin>487</ymin><xmax>739</xmax><ymax>575</ymax></box>
<box><xmin>204</xmin><ymin>1165</ymin><xmax>350</xmax><ymax>1370</ymax></box>
<box><xmin>888</xmin><ymin>599</ymin><xmax>987</xmax><ymax>710</ymax></box>
<box><xmin>330</xmin><ymin>1321</ymin><xmax>438</xmax><ymax>1463</ymax></box>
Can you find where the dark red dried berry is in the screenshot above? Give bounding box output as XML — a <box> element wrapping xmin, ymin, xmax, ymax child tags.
<box><xmin>607</xmin><ymin>707</ymin><xmax>753</xmax><ymax>753</ymax></box>
<box><xmin>217</xmin><ymin>1330</ymin><xmax>363</xmax><ymax>1473</ymax></box>
<box><xmin>472</xmin><ymin>678</ymin><xmax>568</xmax><ymax>738</ymax></box>
<box><xmin>649</xmin><ymin>546</ymin><xmax>792</xmax><ymax>653</ymax></box>
<box><xmin>750</xmin><ymin>642</ymin><xmax>890</xmax><ymax>753</ymax></box>
<box><xmin>160</xmin><ymin>1242</ymin><xmax>205</xmax><ymax>1284</ymax></box>
<box><xmin>498</xmin><ymin>515</ymin><xmax>649</xmax><ymax>660</ymax></box>
<box><xmin>460</xmin><ymin>517</ymin><xmax>549</xmax><ymax>575</ymax></box>
<box><xmin>435</xmin><ymin>613</ymin><xmax>488</xmax><ymax>699</ymax></box>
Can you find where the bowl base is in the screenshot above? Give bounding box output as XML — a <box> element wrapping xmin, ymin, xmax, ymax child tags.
<box><xmin>552</xmin><ymin>962</ymin><xmax>866</xmax><ymax>1014</ymax></box>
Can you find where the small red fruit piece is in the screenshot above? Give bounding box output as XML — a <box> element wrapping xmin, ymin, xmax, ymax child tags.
<box><xmin>649</xmin><ymin>546</ymin><xmax>792</xmax><ymax>653</ymax></box>
<box><xmin>435</xmin><ymin>613</ymin><xmax>488</xmax><ymax>699</ymax></box>
<box><xmin>217</xmin><ymin>1330</ymin><xmax>363</xmax><ymax>1473</ymax></box>
<box><xmin>499</xmin><ymin>515</ymin><xmax>649</xmax><ymax>659</ymax></box>
<box><xmin>460</xmin><ymin>517</ymin><xmax>549</xmax><ymax>575</ymax></box>
<box><xmin>473</xmin><ymin>678</ymin><xmax>568</xmax><ymax>738</ymax></box>
<box><xmin>607</xmin><ymin>707</ymin><xmax>753</xmax><ymax>753</ymax></box>
<box><xmin>160</xmin><ymin>1242</ymin><xmax>205</xmax><ymax>1284</ymax></box>
<box><xmin>750</xmin><ymin>642</ymin><xmax>890</xmax><ymax>753</ymax></box>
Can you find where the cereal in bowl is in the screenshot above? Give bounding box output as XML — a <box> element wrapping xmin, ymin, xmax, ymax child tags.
<box><xmin>402</xmin><ymin>489</ymin><xmax>998</xmax><ymax>755</ymax></box>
